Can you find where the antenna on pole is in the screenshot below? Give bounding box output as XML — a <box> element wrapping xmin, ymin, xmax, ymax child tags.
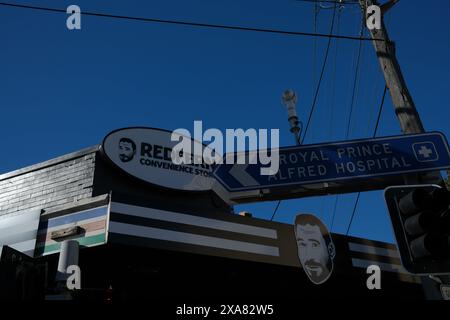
<box><xmin>281</xmin><ymin>89</ymin><xmax>301</xmax><ymax>146</ymax></box>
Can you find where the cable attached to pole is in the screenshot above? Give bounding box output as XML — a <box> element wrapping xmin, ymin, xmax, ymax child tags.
<box><xmin>272</xmin><ymin>4</ymin><xmax>337</xmax><ymax>222</ymax></box>
<box><xmin>0</xmin><ymin>2</ymin><xmax>384</xmax><ymax>42</ymax></box>
<box><xmin>302</xmin><ymin>3</ymin><xmax>338</xmax><ymax>144</ymax></box>
<box><xmin>345</xmin><ymin>85</ymin><xmax>387</xmax><ymax>235</ymax></box>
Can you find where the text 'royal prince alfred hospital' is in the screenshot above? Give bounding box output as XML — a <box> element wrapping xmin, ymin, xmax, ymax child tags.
<box><xmin>268</xmin><ymin>141</ymin><xmax>412</xmax><ymax>182</ymax></box>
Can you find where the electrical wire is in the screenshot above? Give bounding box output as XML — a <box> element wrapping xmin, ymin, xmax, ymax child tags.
<box><xmin>344</xmin><ymin>1</ymin><xmax>385</xmax><ymax>235</ymax></box>
<box><xmin>330</xmin><ymin>194</ymin><xmax>339</xmax><ymax>230</ymax></box>
<box><xmin>333</xmin><ymin>4</ymin><xmax>365</xmax><ymax>231</ymax></box>
<box><xmin>365</xmin><ymin>68</ymin><xmax>381</xmax><ymax>137</ymax></box>
<box><xmin>345</xmin><ymin>85</ymin><xmax>388</xmax><ymax>235</ymax></box>
<box><xmin>312</xmin><ymin>2</ymin><xmax>319</xmax><ymax>100</ymax></box>
<box><xmin>301</xmin><ymin>3</ymin><xmax>338</xmax><ymax>144</ymax></box>
<box><xmin>344</xmin><ymin>3</ymin><xmax>386</xmax><ymax>235</ymax></box>
<box><xmin>326</xmin><ymin>6</ymin><xmax>342</xmax><ymax>231</ymax></box>
<box><xmin>270</xmin><ymin>200</ymin><xmax>282</xmax><ymax>221</ymax></box>
<box><xmin>328</xmin><ymin>6</ymin><xmax>342</xmax><ymax>140</ymax></box>
<box><xmin>345</xmin><ymin>27</ymin><xmax>364</xmax><ymax>139</ymax></box>
<box><xmin>0</xmin><ymin>2</ymin><xmax>383</xmax><ymax>42</ymax></box>
<box><xmin>271</xmin><ymin>3</ymin><xmax>337</xmax><ymax>222</ymax></box>
<box><xmin>345</xmin><ymin>193</ymin><xmax>361</xmax><ymax>235</ymax></box>
<box><xmin>373</xmin><ymin>86</ymin><xmax>388</xmax><ymax>137</ymax></box>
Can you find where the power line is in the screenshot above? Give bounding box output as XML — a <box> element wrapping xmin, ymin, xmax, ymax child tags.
<box><xmin>345</xmin><ymin>29</ymin><xmax>364</xmax><ymax>139</ymax></box>
<box><xmin>302</xmin><ymin>4</ymin><xmax>337</xmax><ymax>144</ymax></box>
<box><xmin>270</xmin><ymin>200</ymin><xmax>282</xmax><ymax>221</ymax></box>
<box><xmin>345</xmin><ymin>85</ymin><xmax>388</xmax><ymax>235</ymax></box>
<box><xmin>330</xmin><ymin>194</ymin><xmax>339</xmax><ymax>230</ymax></box>
<box><xmin>345</xmin><ymin>192</ymin><xmax>361</xmax><ymax>235</ymax></box>
<box><xmin>312</xmin><ymin>2</ymin><xmax>319</xmax><ymax>99</ymax></box>
<box><xmin>328</xmin><ymin>6</ymin><xmax>342</xmax><ymax>140</ymax></box>
<box><xmin>347</xmin><ymin>3</ymin><xmax>366</xmax><ymax>112</ymax></box>
<box><xmin>0</xmin><ymin>2</ymin><xmax>383</xmax><ymax>42</ymax></box>
<box><xmin>344</xmin><ymin>4</ymin><xmax>381</xmax><ymax>235</ymax></box>
<box><xmin>373</xmin><ymin>86</ymin><xmax>388</xmax><ymax>136</ymax></box>
<box><xmin>332</xmin><ymin>8</ymin><xmax>365</xmax><ymax>232</ymax></box>
<box><xmin>364</xmin><ymin>68</ymin><xmax>381</xmax><ymax>137</ymax></box>
<box><xmin>324</xmin><ymin>5</ymin><xmax>343</xmax><ymax>230</ymax></box>
<box><xmin>271</xmin><ymin>4</ymin><xmax>337</xmax><ymax>222</ymax></box>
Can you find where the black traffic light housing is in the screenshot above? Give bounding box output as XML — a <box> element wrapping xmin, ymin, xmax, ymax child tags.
<box><xmin>384</xmin><ymin>184</ymin><xmax>450</xmax><ymax>275</ymax></box>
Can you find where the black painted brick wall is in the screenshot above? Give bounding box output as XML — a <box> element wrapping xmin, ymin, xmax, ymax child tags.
<box><xmin>0</xmin><ymin>153</ymin><xmax>96</xmax><ymax>217</ymax></box>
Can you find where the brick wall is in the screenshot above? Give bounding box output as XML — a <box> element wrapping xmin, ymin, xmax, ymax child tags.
<box><xmin>0</xmin><ymin>148</ymin><xmax>97</xmax><ymax>218</ymax></box>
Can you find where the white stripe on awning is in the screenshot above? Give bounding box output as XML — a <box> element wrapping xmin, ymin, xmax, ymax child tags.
<box><xmin>111</xmin><ymin>202</ymin><xmax>278</xmax><ymax>239</ymax></box>
<box><xmin>349</xmin><ymin>242</ymin><xmax>399</xmax><ymax>259</ymax></box>
<box><xmin>109</xmin><ymin>221</ymin><xmax>280</xmax><ymax>257</ymax></box>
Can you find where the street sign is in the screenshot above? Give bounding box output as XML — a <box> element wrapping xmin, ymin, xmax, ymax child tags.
<box><xmin>213</xmin><ymin>132</ymin><xmax>450</xmax><ymax>192</ymax></box>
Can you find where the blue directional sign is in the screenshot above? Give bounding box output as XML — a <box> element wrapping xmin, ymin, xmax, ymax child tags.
<box><xmin>213</xmin><ymin>132</ymin><xmax>450</xmax><ymax>192</ymax></box>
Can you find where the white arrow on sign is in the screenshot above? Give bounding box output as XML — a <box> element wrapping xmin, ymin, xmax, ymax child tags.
<box><xmin>229</xmin><ymin>164</ymin><xmax>260</xmax><ymax>187</ymax></box>
<box><xmin>227</xmin><ymin>152</ymin><xmax>260</xmax><ymax>187</ymax></box>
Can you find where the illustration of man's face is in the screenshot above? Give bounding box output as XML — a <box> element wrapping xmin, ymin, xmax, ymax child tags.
<box><xmin>295</xmin><ymin>218</ymin><xmax>333</xmax><ymax>284</ymax></box>
<box><xmin>119</xmin><ymin>139</ymin><xmax>135</xmax><ymax>162</ymax></box>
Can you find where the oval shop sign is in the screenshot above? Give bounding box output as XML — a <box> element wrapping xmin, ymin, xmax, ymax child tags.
<box><xmin>101</xmin><ymin>127</ymin><xmax>216</xmax><ymax>191</ymax></box>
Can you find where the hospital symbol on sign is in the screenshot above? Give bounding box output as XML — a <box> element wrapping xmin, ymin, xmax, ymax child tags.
<box><xmin>412</xmin><ymin>142</ymin><xmax>439</xmax><ymax>162</ymax></box>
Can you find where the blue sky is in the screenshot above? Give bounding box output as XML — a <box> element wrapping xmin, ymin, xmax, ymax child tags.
<box><xmin>1</xmin><ymin>0</ymin><xmax>449</xmax><ymax>243</ymax></box>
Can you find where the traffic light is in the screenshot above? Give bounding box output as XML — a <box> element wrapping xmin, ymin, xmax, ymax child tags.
<box><xmin>384</xmin><ymin>185</ymin><xmax>450</xmax><ymax>275</ymax></box>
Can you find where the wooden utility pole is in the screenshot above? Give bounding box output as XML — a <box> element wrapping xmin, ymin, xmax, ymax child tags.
<box><xmin>360</xmin><ymin>0</ymin><xmax>447</xmax><ymax>299</ymax></box>
<box><xmin>362</xmin><ymin>0</ymin><xmax>444</xmax><ymax>187</ymax></box>
<box><xmin>359</xmin><ymin>0</ymin><xmax>425</xmax><ymax>134</ymax></box>
<box><xmin>360</xmin><ymin>0</ymin><xmax>425</xmax><ymax>134</ymax></box>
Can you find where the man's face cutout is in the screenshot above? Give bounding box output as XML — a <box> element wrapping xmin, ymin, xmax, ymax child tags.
<box><xmin>119</xmin><ymin>140</ymin><xmax>135</xmax><ymax>162</ymax></box>
<box><xmin>294</xmin><ymin>215</ymin><xmax>335</xmax><ymax>285</ymax></box>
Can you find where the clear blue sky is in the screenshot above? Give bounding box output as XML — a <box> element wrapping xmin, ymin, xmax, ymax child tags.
<box><xmin>1</xmin><ymin>0</ymin><xmax>449</xmax><ymax>243</ymax></box>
